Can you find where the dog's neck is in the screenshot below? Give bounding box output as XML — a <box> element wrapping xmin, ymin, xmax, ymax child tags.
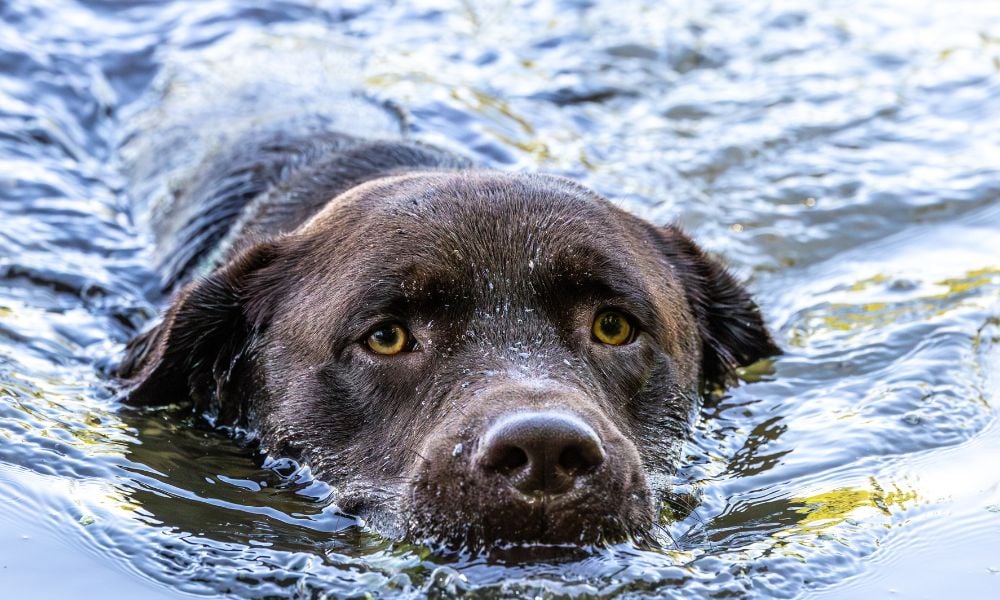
<box><xmin>152</xmin><ymin>132</ymin><xmax>471</xmax><ymax>295</ymax></box>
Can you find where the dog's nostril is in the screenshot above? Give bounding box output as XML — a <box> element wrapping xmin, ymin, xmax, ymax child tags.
<box><xmin>477</xmin><ymin>411</ymin><xmax>605</xmax><ymax>495</ymax></box>
<box><xmin>558</xmin><ymin>444</ymin><xmax>601</xmax><ymax>476</ymax></box>
<box><xmin>495</xmin><ymin>445</ymin><xmax>529</xmax><ymax>472</ymax></box>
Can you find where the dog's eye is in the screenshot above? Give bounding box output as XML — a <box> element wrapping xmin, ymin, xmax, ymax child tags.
<box><xmin>366</xmin><ymin>323</ymin><xmax>411</xmax><ymax>355</ymax></box>
<box><xmin>591</xmin><ymin>310</ymin><xmax>635</xmax><ymax>346</ymax></box>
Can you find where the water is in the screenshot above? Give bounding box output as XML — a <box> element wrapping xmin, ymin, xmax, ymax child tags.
<box><xmin>1</xmin><ymin>0</ymin><xmax>998</xmax><ymax>597</ymax></box>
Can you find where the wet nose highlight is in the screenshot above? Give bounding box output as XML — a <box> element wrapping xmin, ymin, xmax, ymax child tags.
<box><xmin>477</xmin><ymin>411</ymin><xmax>605</xmax><ymax>495</ymax></box>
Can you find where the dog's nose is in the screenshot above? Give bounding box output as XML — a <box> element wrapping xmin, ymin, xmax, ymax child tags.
<box><xmin>477</xmin><ymin>411</ymin><xmax>605</xmax><ymax>495</ymax></box>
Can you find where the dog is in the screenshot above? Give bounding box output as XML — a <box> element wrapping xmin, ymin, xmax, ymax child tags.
<box><xmin>116</xmin><ymin>99</ymin><xmax>780</xmax><ymax>549</ymax></box>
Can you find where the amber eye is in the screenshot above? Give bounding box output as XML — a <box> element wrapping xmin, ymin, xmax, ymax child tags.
<box><xmin>592</xmin><ymin>310</ymin><xmax>634</xmax><ymax>346</ymax></box>
<box><xmin>365</xmin><ymin>323</ymin><xmax>410</xmax><ymax>355</ymax></box>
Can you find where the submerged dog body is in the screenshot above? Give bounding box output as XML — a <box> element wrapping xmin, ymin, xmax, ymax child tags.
<box><xmin>119</xmin><ymin>109</ymin><xmax>779</xmax><ymax>547</ymax></box>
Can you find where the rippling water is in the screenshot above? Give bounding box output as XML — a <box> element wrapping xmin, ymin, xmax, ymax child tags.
<box><xmin>1</xmin><ymin>0</ymin><xmax>998</xmax><ymax>597</ymax></box>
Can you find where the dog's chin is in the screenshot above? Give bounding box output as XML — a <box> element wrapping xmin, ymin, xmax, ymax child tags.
<box><xmin>334</xmin><ymin>479</ymin><xmax>656</xmax><ymax>554</ymax></box>
<box><xmin>398</xmin><ymin>521</ymin><xmax>657</xmax><ymax>562</ymax></box>
<box><xmin>341</xmin><ymin>500</ymin><xmax>653</xmax><ymax>556</ymax></box>
<box><xmin>399</xmin><ymin>497</ymin><xmax>655</xmax><ymax>555</ymax></box>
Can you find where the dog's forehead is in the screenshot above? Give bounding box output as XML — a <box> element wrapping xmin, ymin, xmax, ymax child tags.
<box><xmin>301</xmin><ymin>175</ymin><xmax>684</xmax><ymax>332</ymax></box>
<box><xmin>303</xmin><ymin>170</ymin><xmax>612</xmax><ymax>235</ymax></box>
<box><xmin>364</xmin><ymin>173</ymin><xmax>647</xmax><ymax>274</ymax></box>
<box><xmin>284</xmin><ymin>170</ymin><xmax>683</xmax><ymax>324</ymax></box>
<box><xmin>299</xmin><ymin>169</ymin><xmax>653</xmax><ymax>273</ymax></box>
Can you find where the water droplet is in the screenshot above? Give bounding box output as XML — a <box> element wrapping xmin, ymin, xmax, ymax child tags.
<box><xmin>452</xmin><ymin>443</ymin><xmax>464</xmax><ymax>457</ymax></box>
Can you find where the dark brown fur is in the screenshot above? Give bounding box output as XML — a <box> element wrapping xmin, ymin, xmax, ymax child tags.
<box><xmin>118</xmin><ymin>126</ymin><xmax>779</xmax><ymax>549</ymax></box>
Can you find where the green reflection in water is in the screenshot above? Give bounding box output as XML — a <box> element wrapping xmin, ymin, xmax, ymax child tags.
<box><xmin>791</xmin><ymin>267</ymin><xmax>1000</xmax><ymax>345</ymax></box>
<box><xmin>784</xmin><ymin>478</ymin><xmax>918</xmax><ymax>540</ymax></box>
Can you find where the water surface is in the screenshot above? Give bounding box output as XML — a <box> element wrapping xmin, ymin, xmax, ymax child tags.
<box><xmin>1</xmin><ymin>0</ymin><xmax>998</xmax><ymax>597</ymax></box>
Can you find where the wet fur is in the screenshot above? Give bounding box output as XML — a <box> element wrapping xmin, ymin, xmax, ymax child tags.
<box><xmin>118</xmin><ymin>123</ymin><xmax>780</xmax><ymax>548</ymax></box>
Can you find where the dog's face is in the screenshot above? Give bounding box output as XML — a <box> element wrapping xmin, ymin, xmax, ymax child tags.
<box><xmin>121</xmin><ymin>171</ymin><xmax>778</xmax><ymax>548</ymax></box>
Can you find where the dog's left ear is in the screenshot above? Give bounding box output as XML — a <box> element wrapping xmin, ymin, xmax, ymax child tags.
<box><xmin>653</xmin><ymin>224</ymin><xmax>781</xmax><ymax>387</ymax></box>
<box><xmin>115</xmin><ymin>240</ymin><xmax>282</xmax><ymax>419</ymax></box>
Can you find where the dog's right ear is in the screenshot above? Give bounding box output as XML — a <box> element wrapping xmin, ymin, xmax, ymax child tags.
<box><xmin>646</xmin><ymin>224</ymin><xmax>781</xmax><ymax>388</ymax></box>
<box><xmin>116</xmin><ymin>240</ymin><xmax>281</xmax><ymax>415</ymax></box>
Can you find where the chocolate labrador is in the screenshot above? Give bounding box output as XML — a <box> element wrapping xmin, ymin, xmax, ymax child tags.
<box><xmin>117</xmin><ymin>105</ymin><xmax>780</xmax><ymax>549</ymax></box>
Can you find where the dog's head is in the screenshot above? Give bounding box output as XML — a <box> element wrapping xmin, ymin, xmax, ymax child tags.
<box><xmin>120</xmin><ymin>171</ymin><xmax>779</xmax><ymax>548</ymax></box>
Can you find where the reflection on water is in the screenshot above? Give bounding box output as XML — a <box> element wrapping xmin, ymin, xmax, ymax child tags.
<box><xmin>1</xmin><ymin>0</ymin><xmax>998</xmax><ymax>597</ymax></box>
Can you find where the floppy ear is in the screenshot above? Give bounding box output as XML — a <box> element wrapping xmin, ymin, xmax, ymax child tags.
<box><xmin>116</xmin><ymin>241</ymin><xmax>280</xmax><ymax>420</ymax></box>
<box><xmin>657</xmin><ymin>225</ymin><xmax>781</xmax><ymax>387</ymax></box>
